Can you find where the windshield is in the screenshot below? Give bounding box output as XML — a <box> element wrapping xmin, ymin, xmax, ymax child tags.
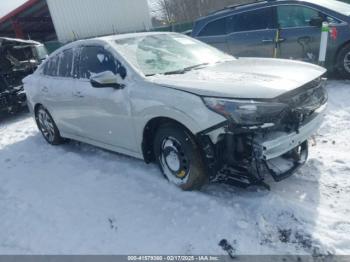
<box><xmin>114</xmin><ymin>33</ymin><xmax>234</xmax><ymax>76</ymax></box>
<box><xmin>35</xmin><ymin>45</ymin><xmax>49</xmax><ymax>61</ymax></box>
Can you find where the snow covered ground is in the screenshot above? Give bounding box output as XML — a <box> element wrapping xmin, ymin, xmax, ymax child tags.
<box><xmin>0</xmin><ymin>80</ymin><xmax>349</xmax><ymax>255</ymax></box>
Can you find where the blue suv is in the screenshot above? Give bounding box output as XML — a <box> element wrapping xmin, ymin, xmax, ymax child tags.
<box><xmin>192</xmin><ymin>0</ymin><xmax>350</xmax><ymax>78</ymax></box>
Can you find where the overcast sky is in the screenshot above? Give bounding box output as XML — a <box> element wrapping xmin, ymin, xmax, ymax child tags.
<box><xmin>0</xmin><ymin>0</ymin><xmax>27</xmax><ymax>18</ymax></box>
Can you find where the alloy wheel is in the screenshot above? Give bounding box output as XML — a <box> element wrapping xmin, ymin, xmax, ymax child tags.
<box><xmin>344</xmin><ymin>51</ymin><xmax>350</xmax><ymax>73</ymax></box>
<box><xmin>37</xmin><ymin>108</ymin><xmax>55</xmax><ymax>143</ymax></box>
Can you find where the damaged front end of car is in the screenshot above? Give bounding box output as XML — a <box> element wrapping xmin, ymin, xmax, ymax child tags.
<box><xmin>0</xmin><ymin>37</ymin><xmax>46</xmax><ymax>114</ymax></box>
<box><xmin>197</xmin><ymin>78</ymin><xmax>328</xmax><ymax>189</ymax></box>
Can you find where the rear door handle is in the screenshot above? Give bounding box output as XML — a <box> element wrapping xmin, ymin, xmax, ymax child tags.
<box><xmin>41</xmin><ymin>86</ymin><xmax>48</xmax><ymax>93</ymax></box>
<box><xmin>262</xmin><ymin>39</ymin><xmax>274</xmax><ymax>43</ymax></box>
<box><xmin>262</xmin><ymin>38</ymin><xmax>286</xmax><ymax>43</ymax></box>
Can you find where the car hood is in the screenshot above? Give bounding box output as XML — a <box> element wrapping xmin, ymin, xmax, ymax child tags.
<box><xmin>147</xmin><ymin>58</ymin><xmax>327</xmax><ymax>99</ymax></box>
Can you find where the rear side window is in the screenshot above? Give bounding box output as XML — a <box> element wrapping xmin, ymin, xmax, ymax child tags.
<box><xmin>227</xmin><ymin>8</ymin><xmax>274</xmax><ymax>33</ymax></box>
<box><xmin>44</xmin><ymin>55</ymin><xmax>59</xmax><ymax>76</ymax></box>
<box><xmin>79</xmin><ymin>46</ymin><xmax>117</xmax><ymax>79</ymax></box>
<box><xmin>198</xmin><ymin>18</ymin><xmax>227</xmax><ymax>36</ymax></box>
<box><xmin>326</xmin><ymin>15</ymin><xmax>341</xmax><ymax>25</ymax></box>
<box><xmin>58</xmin><ymin>49</ymin><xmax>73</xmax><ymax>77</ymax></box>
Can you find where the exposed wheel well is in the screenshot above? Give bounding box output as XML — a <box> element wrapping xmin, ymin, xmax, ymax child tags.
<box><xmin>142</xmin><ymin>117</ymin><xmax>194</xmax><ymax>163</ymax></box>
<box><xmin>335</xmin><ymin>41</ymin><xmax>350</xmax><ymax>64</ymax></box>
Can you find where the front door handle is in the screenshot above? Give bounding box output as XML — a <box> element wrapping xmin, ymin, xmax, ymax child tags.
<box><xmin>72</xmin><ymin>91</ymin><xmax>84</xmax><ymax>98</ymax></box>
<box><xmin>262</xmin><ymin>38</ymin><xmax>286</xmax><ymax>43</ymax></box>
<box><xmin>41</xmin><ymin>86</ymin><xmax>48</xmax><ymax>93</ymax></box>
<box><xmin>262</xmin><ymin>39</ymin><xmax>274</xmax><ymax>43</ymax></box>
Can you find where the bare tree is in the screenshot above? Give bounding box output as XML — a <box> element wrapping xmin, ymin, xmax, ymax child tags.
<box><xmin>151</xmin><ymin>0</ymin><xmax>254</xmax><ymax>25</ymax></box>
<box><xmin>152</xmin><ymin>0</ymin><xmax>173</xmax><ymax>24</ymax></box>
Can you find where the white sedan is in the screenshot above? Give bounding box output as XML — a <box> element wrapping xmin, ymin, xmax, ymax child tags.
<box><xmin>24</xmin><ymin>32</ymin><xmax>327</xmax><ymax>190</ymax></box>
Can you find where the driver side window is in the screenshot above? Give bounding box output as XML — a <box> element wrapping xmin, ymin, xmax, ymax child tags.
<box><xmin>79</xmin><ymin>46</ymin><xmax>117</xmax><ymax>79</ymax></box>
<box><xmin>277</xmin><ymin>5</ymin><xmax>320</xmax><ymax>28</ymax></box>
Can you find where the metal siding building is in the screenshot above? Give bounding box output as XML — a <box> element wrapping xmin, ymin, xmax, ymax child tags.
<box><xmin>46</xmin><ymin>0</ymin><xmax>151</xmax><ymax>43</ymax></box>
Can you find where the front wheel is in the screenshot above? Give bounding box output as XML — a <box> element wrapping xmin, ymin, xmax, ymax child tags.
<box><xmin>153</xmin><ymin>123</ymin><xmax>208</xmax><ymax>191</ymax></box>
<box><xmin>35</xmin><ymin>106</ymin><xmax>63</xmax><ymax>145</ymax></box>
<box><xmin>336</xmin><ymin>44</ymin><xmax>350</xmax><ymax>79</ymax></box>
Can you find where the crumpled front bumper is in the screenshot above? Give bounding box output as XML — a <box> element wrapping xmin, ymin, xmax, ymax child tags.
<box><xmin>197</xmin><ymin>73</ymin><xmax>328</xmax><ymax>187</ymax></box>
<box><xmin>254</xmin><ymin>103</ymin><xmax>327</xmax><ymax>161</ymax></box>
<box><xmin>198</xmin><ymin>101</ymin><xmax>327</xmax><ymax>188</ymax></box>
<box><xmin>0</xmin><ymin>88</ymin><xmax>27</xmax><ymax>113</ymax></box>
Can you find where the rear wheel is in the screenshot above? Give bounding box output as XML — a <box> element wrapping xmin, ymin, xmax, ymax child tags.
<box><xmin>35</xmin><ymin>106</ymin><xmax>63</xmax><ymax>145</ymax></box>
<box><xmin>336</xmin><ymin>44</ymin><xmax>350</xmax><ymax>79</ymax></box>
<box><xmin>153</xmin><ymin>123</ymin><xmax>208</xmax><ymax>191</ymax></box>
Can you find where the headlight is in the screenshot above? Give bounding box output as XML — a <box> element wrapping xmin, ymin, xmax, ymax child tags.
<box><xmin>203</xmin><ymin>97</ymin><xmax>288</xmax><ymax>126</ymax></box>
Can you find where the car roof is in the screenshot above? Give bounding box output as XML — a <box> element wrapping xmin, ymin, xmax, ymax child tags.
<box><xmin>197</xmin><ymin>0</ymin><xmax>350</xmax><ymax>22</ymax></box>
<box><xmin>43</xmin><ymin>32</ymin><xmax>181</xmax><ymax>79</ymax></box>
<box><xmin>305</xmin><ymin>0</ymin><xmax>350</xmax><ymax>16</ymax></box>
<box><xmin>98</xmin><ymin>31</ymin><xmax>178</xmax><ymax>41</ymax></box>
<box><xmin>49</xmin><ymin>32</ymin><xmax>180</xmax><ymax>57</ymax></box>
<box><xmin>60</xmin><ymin>32</ymin><xmax>177</xmax><ymax>47</ymax></box>
<box><xmin>0</xmin><ymin>37</ymin><xmax>41</xmax><ymax>46</ymax></box>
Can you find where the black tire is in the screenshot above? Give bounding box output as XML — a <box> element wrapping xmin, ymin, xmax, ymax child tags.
<box><xmin>336</xmin><ymin>44</ymin><xmax>350</xmax><ymax>79</ymax></box>
<box><xmin>153</xmin><ymin>123</ymin><xmax>208</xmax><ymax>191</ymax></box>
<box><xmin>35</xmin><ymin>105</ymin><xmax>63</xmax><ymax>145</ymax></box>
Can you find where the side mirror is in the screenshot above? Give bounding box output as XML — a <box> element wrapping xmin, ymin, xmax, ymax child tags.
<box><xmin>309</xmin><ymin>17</ymin><xmax>323</xmax><ymax>27</ymax></box>
<box><xmin>90</xmin><ymin>71</ymin><xmax>124</xmax><ymax>89</ymax></box>
<box><xmin>119</xmin><ymin>66</ymin><xmax>127</xmax><ymax>80</ymax></box>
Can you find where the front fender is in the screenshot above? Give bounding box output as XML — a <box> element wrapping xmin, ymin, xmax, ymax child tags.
<box><xmin>130</xmin><ymin>83</ymin><xmax>226</xmax><ymax>154</ymax></box>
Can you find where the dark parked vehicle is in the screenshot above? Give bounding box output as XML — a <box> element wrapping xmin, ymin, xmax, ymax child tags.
<box><xmin>192</xmin><ymin>0</ymin><xmax>350</xmax><ymax>78</ymax></box>
<box><xmin>0</xmin><ymin>37</ymin><xmax>47</xmax><ymax>114</ymax></box>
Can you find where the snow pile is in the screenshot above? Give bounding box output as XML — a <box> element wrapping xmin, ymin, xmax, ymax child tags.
<box><xmin>0</xmin><ymin>81</ymin><xmax>349</xmax><ymax>255</ymax></box>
